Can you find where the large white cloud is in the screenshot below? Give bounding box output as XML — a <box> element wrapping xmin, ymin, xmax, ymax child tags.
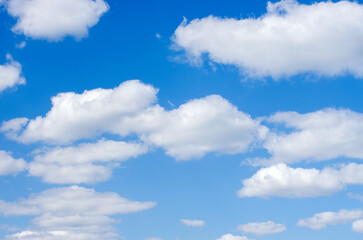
<box><xmin>297</xmin><ymin>209</ymin><xmax>362</xmax><ymax>230</ymax></box>
<box><xmin>238</xmin><ymin>163</ymin><xmax>363</xmax><ymax>198</ymax></box>
<box><xmin>252</xmin><ymin>108</ymin><xmax>363</xmax><ymax>166</ymax></box>
<box><xmin>1</xmin><ymin>80</ymin><xmax>158</xmax><ymax>144</ymax></box>
<box><xmin>0</xmin><ymin>54</ymin><xmax>25</xmax><ymax>93</ymax></box>
<box><xmin>1</xmin><ymin>80</ymin><xmax>265</xmax><ymax>160</ymax></box>
<box><xmin>237</xmin><ymin>221</ymin><xmax>286</xmax><ymax>236</ymax></box>
<box><xmin>28</xmin><ymin>139</ymin><xmax>147</xmax><ymax>184</ymax></box>
<box><xmin>0</xmin><ymin>150</ymin><xmax>26</xmax><ymax>175</ymax></box>
<box><xmin>216</xmin><ymin>234</ymin><xmax>251</xmax><ymax>240</ymax></box>
<box><xmin>172</xmin><ymin>0</ymin><xmax>363</xmax><ymax>78</ymax></box>
<box><xmin>2</xmin><ymin>0</ymin><xmax>109</xmax><ymax>41</ymax></box>
<box><xmin>0</xmin><ymin>186</ymin><xmax>156</xmax><ymax>240</ymax></box>
<box><xmin>131</xmin><ymin>95</ymin><xmax>267</xmax><ymax>160</ymax></box>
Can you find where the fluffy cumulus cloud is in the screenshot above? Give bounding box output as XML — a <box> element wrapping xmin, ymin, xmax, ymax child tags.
<box><xmin>216</xmin><ymin>234</ymin><xmax>251</xmax><ymax>240</ymax></box>
<box><xmin>132</xmin><ymin>95</ymin><xmax>267</xmax><ymax>160</ymax></box>
<box><xmin>2</xmin><ymin>0</ymin><xmax>109</xmax><ymax>41</ymax></box>
<box><xmin>353</xmin><ymin>219</ymin><xmax>363</xmax><ymax>233</ymax></box>
<box><xmin>237</xmin><ymin>221</ymin><xmax>286</xmax><ymax>236</ymax></box>
<box><xmin>0</xmin><ymin>54</ymin><xmax>25</xmax><ymax>93</ymax></box>
<box><xmin>297</xmin><ymin>209</ymin><xmax>362</xmax><ymax>230</ymax></box>
<box><xmin>1</xmin><ymin>80</ymin><xmax>158</xmax><ymax>144</ymax></box>
<box><xmin>172</xmin><ymin>0</ymin><xmax>363</xmax><ymax>78</ymax></box>
<box><xmin>0</xmin><ymin>150</ymin><xmax>26</xmax><ymax>175</ymax></box>
<box><xmin>28</xmin><ymin>140</ymin><xmax>147</xmax><ymax>184</ymax></box>
<box><xmin>1</xmin><ymin>80</ymin><xmax>266</xmax><ymax>160</ymax></box>
<box><xmin>252</xmin><ymin>108</ymin><xmax>363</xmax><ymax>166</ymax></box>
<box><xmin>0</xmin><ymin>186</ymin><xmax>156</xmax><ymax>240</ymax></box>
<box><xmin>180</xmin><ymin>219</ymin><xmax>205</xmax><ymax>227</ymax></box>
<box><xmin>238</xmin><ymin>163</ymin><xmax>363</xmax><ymax>198</ymax></box>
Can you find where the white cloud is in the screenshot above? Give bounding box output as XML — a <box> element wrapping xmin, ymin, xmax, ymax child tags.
<box><xmin>216</xmin><ymin>234</ymin><xmax>251</xmax><ymax>240</ymax></box>
<box><xmin>297</xmin><ymin>209</ymin><xmax>362</xmax><ymax>230</ymax></box>
<box><xmin>352</xmin><ymin>219</ymin><xmax>363</xmax><ymax>233</ymax></box>
<box><xmin>2</xmin><ymin>80</ymin><xmax>265</xmax><ymax>160</ymax></box>
<box><xmin>15</xmin><ymin>41</ymin><xmax>26</xmax><ymax>49</ymax></box>
<box><xmin>133</xmin><ymin>95</ymin><xmax>266</xmax><ymax>160</ymax></box>
<box><xmin>0</xmin><ymin>54</ymin><xmax>25</xmax><ymax>92</ymax></box>
<box><xmin>1</xmin><ymin>80</ymin><xmax>158</xmax><ymax>144</ymax></box>
<box><xmin>172</xmin><ymin>0</ymin><xmax>363</xmax><ymax>79</ymax></box>
<box><xmin>4</xmin><ymin>0</ymin><xmax>109</xmax><ymax>41</ymax></box>
<box><xmin>0</xmin><ymin>150</ymin><xmax>26</xmax><ymax>175</ymax></box>
<box><xmin>237</xmin><ymin>221</ymin><xmax>286</xmax><ymax>235</ymax></box>
<box><xmin>253</xmin><ymin>108</ymin><xmax>363</xmax><ymax>166</ymax></box>
<box><xmin>239</xmin><ymin>163</ymin><xmax>363</xmax><ymax>198</ymax></box>
<box><xmin>28</xmin><ymin>139</ymin><xmax>147</xmax><ymax>184</ymax></box>
<box><xmin>0</xmin><ymin>186</ymin><xmax>156</xmax><ymax>240</ymax></box>
<box><xmin>180</xmin><ymin>219</ymin><xmax>205</xmax><ymax>227</ymax></box>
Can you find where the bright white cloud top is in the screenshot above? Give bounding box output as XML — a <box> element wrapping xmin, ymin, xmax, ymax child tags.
<box><xmin>0</xmin><ymin>54</ymin><xmax>25</xmax><ymax>93</ymax></box>
<box><xmin>28</xmin><ymin>140</ymin><xmax>148</xmax><ymax>184</ymax></box>
<box><xmin>172</xmin><ymin>0</ymin><xmax>363</xmax><ymax>78</ymax></box>
<box><xmin>0</xmin><ymin>186</ymin><xmax>156</xmax><ymax>240</ymax></box>
<box><xmin>237</xmin><ymin>221</ymin><xmax>286</xmax><ymax>236</ymax></box>
<box><xmin>255</xmin><ymin>108</ymin><xmax>363</xmax><ymax>165</ymax></box>
<box><xmin>297</xmin><ymin>209</ymin><xmax>363</xmax><ymax>230</ymax></box>
<box><xmin>1</xmin><ymin>80</ymin><xmax>266</xmax><ymax>160</ymax></box>
<box><xmin>2</xmin><ymin>0</ymin><xmax>109</xmax><ymax>41</ymax></box>
<box><xmin>180</xmin><ymin>219</ymin><xmax>205</xmax><ymax>227</ymax></box>
<box><xmin>238</xmin><ymin>163</ymin><xmax>363</xmax><ymax>198</ymax></box>
<box><xmin>0</xmin><ymin>150</ymin><xmax>26</xmax><ymax>175</ymax></box>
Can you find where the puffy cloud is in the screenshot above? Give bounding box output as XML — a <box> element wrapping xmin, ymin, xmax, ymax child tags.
<box><xmin>172</xmin><ymin>0</ymin><xmax>363</xmax><ymax>79</ymax></box>
<box><xmin>0</xmin><ymin>150</ymin><xmax>26</xmax><ymax>175</ymax></box>
<box><xmin>352</xmin><ymin>219</ymin><xmax>363</xmax><ymax>233</ymax></box>
<box><xmin>2</xmin><ymin>80</ymin><xmax>265</xmax><ymax>160</ymax></box>
<box><xmin>180</xmin><ymin>219</ymin><xmax>205</xmax><ymax>227</ymax></box>
<box><xmin>0</xmin><ymin>186</ymin><xmax>156</xmax><ymax>240</ymax></box>
<box><xmin>297</xmin><ymin>209</ymin><xmax>362</xmax><ymax>230</ymax></box>
<box><xmin>237</xmin><ymin>221</ymin><xmax>286</xmax><ymax>236</ymax></box>
<box><xmin>3</xmin><ymin>0</ymin><xmax>109</xmax><ymax>41</ymax></box>
<box><xmin>28</xmin><ymin>139</ymin><xmax>147</xmax><ymax>184</ymax></box>
<box><xmin>1</xmin><ymin>80</ymin><xmax>158</xmax><ymax>144</ymax></box>
<box><xmin>0</xmin><ymin>54</ymin><xmax>25</xmax><ymax>92</ymax></box>
<box><xmin>133</xmin><ymin>95</ymin><xmax>266</xmax><ymax>160</ymax></box>
<box><xmin>239</xmin><ymin>163</ymin><xmax>363</xmax><ymax>198</ymax></box>
<box><xmin>216</xmin><ymin>234</ymin><xmax>251</xmax><ymax>240</ymax></box>
<box><xmin>253</xmin><ymin>108</ymin><xmax>363</xmax><ymax>166</ymax></box>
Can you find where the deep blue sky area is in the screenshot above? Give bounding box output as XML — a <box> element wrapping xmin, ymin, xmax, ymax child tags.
<box><xmin>0</xmin><ymin>1</ymin><xmax>363</xmax><ymax>240</ymax></box>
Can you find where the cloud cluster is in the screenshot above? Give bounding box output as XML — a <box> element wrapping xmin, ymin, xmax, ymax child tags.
<box><xmin>0</xmin><ymin>186</ymin><xmax>156</xmax><ymax>240</ymax></box>
<box><xmin>1</xmin><ymin>80</ymin><xmax>265</xmax><ymax>162</ymax></box>
<box><xmin>3</xmin><ymin>0</ymin><xmax>109</xmax><ymax>41</ymax></box>
<box><xmin>0</xmin><ymin>54</ymin><xmax>25</xmax><ymax>93</ymax></box>
<box><xmin>237</xmin><ymin>221</ymin><xmax>286</xmax><ymax>235</ymax></box>
<box><xmin>0</xmin><ymin>150</ymin><xmax>26</xmax><ymax>175</ymax></box>
<box><xmin>297</xmin><ymin>209</ymin><xmax>362</xmax><ymax>230</ymax></box>
<box><xmin>238</xmin><ymin>163</ymin><xmax>363</xmax><ymax>198</ymax></box>
<box><xmin>172</xmin><ymin>0</ymin><xmax>363</xmax><ymax>78</ymax></box>
<box><xmin>28</xmin><ymin>140</ymin><xmax>147</xmax><ymax>184</ymax></box>
<box><xmin>180</xmin><ymin>219</ymin><xmax>205</xmax><ymax>227</ymax></box>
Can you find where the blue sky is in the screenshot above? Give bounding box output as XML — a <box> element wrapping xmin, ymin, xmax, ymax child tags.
<box><xmin>0</xmin><ymin>0</ymin><xmax>363</xmax><ymax>239</ymax></box>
